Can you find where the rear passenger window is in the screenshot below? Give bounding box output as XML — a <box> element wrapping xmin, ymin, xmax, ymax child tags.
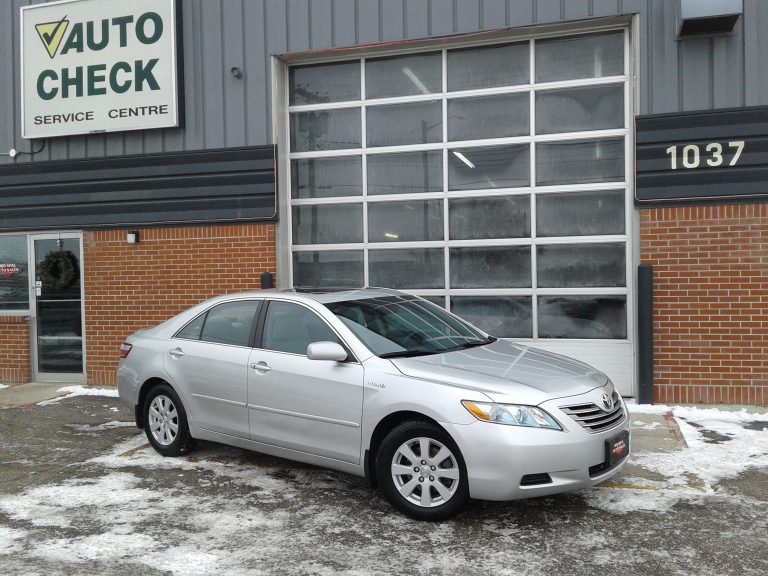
<box><xmin>199</xmin><ymin>301</ymin><xmax>261</xmax><ymax>347</ymax></box>
<box><xmin>175</xmin><ymin>313</ymin><xmax>207</xmax><ymax>340</ymax></box>
<box><xmin>262</xmin><ymin>301</ymin><xmax>339</xmax><ymax>355</ymax></box>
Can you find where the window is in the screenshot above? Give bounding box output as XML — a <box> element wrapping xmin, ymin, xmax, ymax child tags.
<box><xmin>287</xmin><ymin>30</ymin><xmax>629</xmax><ymax>340</ymax></box>
<box><xmin>175</xmin><ymin>313</ymin><xmax>206</xmax><ymax>341</ymax></box>
<box><xmin>0</xmin><ymin>236</ymin><xmax>29</xmax><ymax>312</ymax></box>
<box><xmin>181</xmin><ymin>301</ymin><xmax>261</xmax><ymax>347</ymax></box>
<box><xmin>262</xmin><ymin>302</ymin><xmax>340</xmax><ymax>355</ymax></box>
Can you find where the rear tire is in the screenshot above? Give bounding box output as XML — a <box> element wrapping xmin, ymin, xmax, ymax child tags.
<box><xmin>143</xmin><ymin>383</ymin><xmax>195</xmax><ymax>457</ymax></box>
<box><xmin>376</xmin><ymin>421</ymin><xmax>469</xmax><ymax>521</ymax></box>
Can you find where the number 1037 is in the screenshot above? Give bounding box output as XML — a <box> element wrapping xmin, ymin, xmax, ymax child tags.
<box><xmin>665</xmin><ymin>141</ymin><xmax>745</xmax><ymax>170</ymax></box>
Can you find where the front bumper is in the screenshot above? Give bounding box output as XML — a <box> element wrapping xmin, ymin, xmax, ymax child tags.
<box><xmin>443</xmin><ymin>396</ymin><xmax>630</xmax><ymax>501</ymax></box>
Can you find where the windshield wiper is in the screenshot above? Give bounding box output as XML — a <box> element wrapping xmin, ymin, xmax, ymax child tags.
<box><xmin>379</xmin><ymin>350</ymin><xmax>439</xmax><ymax>359</ymax></box>
<box><xmin>460</xmin><ymin>336</ymin><xmax>497</xmax><ymax>348</ymax></box>
<box><xmin>439</xmin><ymin>336</ymin><xmax>498</xmax><ymax>353</ymax></box>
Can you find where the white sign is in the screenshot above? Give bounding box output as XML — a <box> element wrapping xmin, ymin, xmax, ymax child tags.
<box><xmin>20</xmin><ymin>0</ymin><xmax>180</xmax><ymax>139</ymax></box>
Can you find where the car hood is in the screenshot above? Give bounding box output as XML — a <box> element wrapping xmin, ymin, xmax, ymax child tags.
<box><xmin>390</xmin><ymin>340</ymin><xmax>609</xmax><ymax>403</ymax></box>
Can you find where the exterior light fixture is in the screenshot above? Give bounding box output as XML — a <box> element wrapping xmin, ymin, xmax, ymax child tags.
<box><xmin>126</xmin><ymin>231</ymin><xmax>140</xmax><ymax>244</ymax></box>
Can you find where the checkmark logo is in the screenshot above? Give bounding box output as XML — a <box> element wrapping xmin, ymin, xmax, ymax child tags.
<box><xmin>35</xmin><ymin>14</ymin><xmax>69</xmax><ymax>59</ymax></box>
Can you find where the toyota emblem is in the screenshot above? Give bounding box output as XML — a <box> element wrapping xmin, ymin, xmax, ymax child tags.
<box><xmin>601</xmin><ymin>393</ymin><xmax>614</xmax><ymax>411</ymax></box>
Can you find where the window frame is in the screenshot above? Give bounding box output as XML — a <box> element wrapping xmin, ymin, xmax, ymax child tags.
<box><xmin>173</xmin><ymin>299</ymin><xmax>262</xmax><ymax>348</ymax></box>
<box><xmin>279</xmin><ymin>24</ymin><xmax>634</xmax><ymax>344</ymax></box>
<box><xmin>254</xmin><ymin>299</ymin><xmax>359</xmax><ymax>362</ymax></box>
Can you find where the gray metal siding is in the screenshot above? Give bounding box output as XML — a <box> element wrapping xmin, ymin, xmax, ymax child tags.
<box><xmin>2</xmin><ymin>0</ymin><xmax>767</xmax><ymax>165</ymax></box>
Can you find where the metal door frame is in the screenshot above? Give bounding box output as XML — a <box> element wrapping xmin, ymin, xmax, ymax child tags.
<box><xmin>28</xmin><ymin>232</ymin><xmax>86</xmax><ymax>383</ymax></box>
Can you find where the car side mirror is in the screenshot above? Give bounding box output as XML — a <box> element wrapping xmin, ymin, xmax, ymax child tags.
<box><xmin>306</xmin><ymin>341</ymin><xmax>348</xmax><ymax>362</ymax></box>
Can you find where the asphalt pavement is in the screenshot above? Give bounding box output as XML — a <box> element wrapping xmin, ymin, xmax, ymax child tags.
<box><xmin>0</xmin><ymin>383</ymin><xmax>766</xmax><ymax>576</ymax></box>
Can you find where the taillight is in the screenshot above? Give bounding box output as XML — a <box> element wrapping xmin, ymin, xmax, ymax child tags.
<box><xmin>119</xmin><ymin>343</ymin><xmax>133</xmax><ymax>358</ymax></box>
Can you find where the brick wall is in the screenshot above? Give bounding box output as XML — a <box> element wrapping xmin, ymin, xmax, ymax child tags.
<box><xmin>83</xmin><ymin>223</ymin><xmax>276</xmax><ymax>386</ymax></box>
<box><xmin>641</xmin><ymin>204</ymin><xmax>768</xmax><ymax>406</ymax></box>
<box><xmin>0</xmin><ymin>316</ymin><xmax>31</xmax><ymax>383</ymax></box>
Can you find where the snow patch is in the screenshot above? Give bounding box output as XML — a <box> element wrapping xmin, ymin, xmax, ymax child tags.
<box><xmin>0</xmin><ymin>472</ymin><xmax>156</xmax><ymax>528</ymax></box>
<box><xmin>588</xmin><ymin>404</ymin><xmax>768</xmax><ymax>514</ymax></box>
<box><xmin>0</xmin><ymin>383</ymin><xmax>9</xmax><ymax>390</ymax></box>
<box><xmin>0</xmin><ymin>526</ymin><xmax>27</xmax><ymax>555</ymax></box>
<box><xmin>37</xmin><ymin>386</ymin><xmax>119</xmax><ymax>406</ymax></box>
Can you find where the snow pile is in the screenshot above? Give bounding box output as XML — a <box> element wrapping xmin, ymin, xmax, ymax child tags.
<box><xmin>38</xmin><ymin>385</ymin><xmax>120</xmax><ymax>406</ymax></box>
<box><xmin>0</xmin><ymin>383</ymin><xmax>9</xmax><ymax>390</ymax></box>
<box><xmin>587</xmin><ymin>404</ymin><xmax>768</xmax><ymax>513</ymax></box>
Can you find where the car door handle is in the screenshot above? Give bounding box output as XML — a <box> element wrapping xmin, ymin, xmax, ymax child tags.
<box><xmin>250</xmin><ymin>362</ymin><xmax>271</xmax><ymax>372</ymax></box>
<box><xmin>168</xmin><ymin>348</ymin><xmax>185</xmax><ymax>358</ymax></box>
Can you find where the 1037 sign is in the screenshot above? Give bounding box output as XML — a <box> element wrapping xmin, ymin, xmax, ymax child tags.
<box><xmin>636</xmin><ymin>107</ymin><xmax>768</xmax><ymax>203</ymax></box>
<box><xmin>665</xmin><ymin>141</ymin><xmax>745</xmax><ymax>170</ymax></box>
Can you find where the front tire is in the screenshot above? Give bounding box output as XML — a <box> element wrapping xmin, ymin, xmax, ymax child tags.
<box><xmin>143</xmin><ymin>383</ymin><xmax>195</xmax><ymax>457</ymax></box>
<box><xmin>376</xmin><ymin>421</ymin><xmax>469</xmax><ymax>521</ymax></box>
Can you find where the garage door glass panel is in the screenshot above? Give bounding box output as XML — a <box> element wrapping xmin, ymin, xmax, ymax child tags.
<box><xmin>536</xmin><ymin>139</ymin><xmax>624</xmax><ymax>185</ymax></box>
<box><xmin>292</xmin><ymin>204</ymin><xmax>363</xmax><ymax>245</ymax></box>
<box><xmin>448</xmin><ymin>93</ymin><xmax>529</xmax><ymax>141</ymax></box>
<box><xmin>368</xmin><ymin>200</ymin><xmax>443</xmax><ymax>242</ymax></box>
<box><xmin>293</xmin><ymin>251</ymin><xmax>363</xmax><ymax>288</ymax></box>
<box><xmin>369</xmin><ymin>249</ymin><xmax>444</xmax><ymax>289</ymax></box>
<box><xmin>537</xmin><ymin>191</ymin><xmax>625</xmax><ymax>237</ymax></box>
<box><xmin>450</xmin><ymin>247</ymin><xmax>531</xmax><ymax>289</ymax></box>
<box><xmin>451</xmin><ymin>296</ymin><xmax>533</xmax><ymax>338</ymax></box>
<box><xmin>536</xmin><ymin>85</ymin><xmax>624</xmax><ymax>134</ymax></box>
<box><xmin>291</xmin><ymin>157</ymin><xmax>362</xmax><ymax>199</ymax></box>
<box><xmin>0</xmin><ymin>236</ymin><xmax>29</xmax><ymax>311</ymax></box>
<box><xmin>287</xmin><ymin>30</ymin><xmax>631</xmax><ymax>342</ymax></box>
<box><xmin>367</xmin><ymin>151</ymin><xmax>443</xmax><ymax>195</ymax></box>
<box><xmin>448</xmin><ymin>42</ymin><xmax>529</xmax><ymax>91</ymax></box>
<box><xmin>449</xmin><ymin>196</ymin><xmax>530</xmax><ymax>240</ymax></box>
<box><xmin>536</xmin><ymin>32</ymin><xmax>624</xmax><ymax>82</ymax></box>
<box><xmin>366</xmin><ymin>52</ymin><xmax>441</xmax><ymax>98</ymax></box>
<box><xmin>290</xmin><ymin>109</ymin><xmax>361</xmax><ymax>152</ymax></box>
<box><xmin>537</xmin><ymin>244</ymin><xmax>625</xmax><ymax>288</ymax></box>
<box><xmin>366</xmin><ymin>101</ymin><xmax>442</xmax><ymax>147</ymax></box>
<box><xmin>539</xmin><ymin>296</ymin><xmax>627</xmax><ymax>339</ymax></box>
<box><xmin>289</xmin><ymin>61</ymin><xmax>361</xmax><ymax>105</ymax></box>
<box><xmin>449</xmin><ymin>145</ymin><xmax>530</xmax><ymax>190</ymax></box>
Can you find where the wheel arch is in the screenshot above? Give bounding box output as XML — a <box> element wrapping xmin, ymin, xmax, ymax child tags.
<box><xmin>365</xmin><ymin>410</ymin><xmax>446</xmax><ymax>487</ymax></box>
<box><xmin>135</xmin><ymin>377</ymin><xmax>177</xmax><ymax>428</ymax></box>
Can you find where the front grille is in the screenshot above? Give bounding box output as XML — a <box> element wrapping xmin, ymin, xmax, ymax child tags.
<box><xmin>520</xmin><ymin>473</ymin><xmax>553</xmax><ymax>487</ymax></box>
<box><xmin>561</xmin><ymin>392</ymin><xmax>626</xmax><ymax>433</ymax></box>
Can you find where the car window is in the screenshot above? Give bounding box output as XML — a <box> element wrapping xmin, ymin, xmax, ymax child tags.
<box><xmin>262</xmin><ymin>301</ymin><xmax>340</xmax><ymax>355</ymax></box>
<box><xmin>175</xmin><ymin>312</ymin><xmax>207</xmax><ymax>340</ymax></box>
<box><xmin>198</xmin><ymin>300</ymin><xmax>261</xmax><ymax>347</ymax></box>
<box><xmin>326</xmin><ymin>296</ymin><xmax>490</xmax><ymax>357</ymax></box>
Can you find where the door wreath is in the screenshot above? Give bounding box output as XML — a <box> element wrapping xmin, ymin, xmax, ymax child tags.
<box><xmin>40</xmin><ymin>250</ymin><xmax>79</xmax><ymax>289</ymax></box>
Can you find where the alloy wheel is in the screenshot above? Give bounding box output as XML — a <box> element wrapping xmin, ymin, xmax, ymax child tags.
<box><xmin>390</xmin><ymin>437</ymin><xmax>460</xmax><ymax>508</ymax></box>
<box><xmin>148</xmin><ymin>394</ymin><xmax>179</xmax><ymax>446</ymax></box>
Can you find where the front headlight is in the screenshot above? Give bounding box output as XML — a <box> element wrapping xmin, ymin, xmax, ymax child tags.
<box><xmin>461</xmin><ymin>400</ymin><xmax>561</xmax><ymax>430</ymax></box>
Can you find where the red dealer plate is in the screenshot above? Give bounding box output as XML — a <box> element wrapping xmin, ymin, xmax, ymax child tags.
<box><xmin>606</xmin><ymin>430</ymin><xmax>630</xmax><ymax>466</ymax></box>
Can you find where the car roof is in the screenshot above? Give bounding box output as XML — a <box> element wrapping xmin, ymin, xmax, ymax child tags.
<box><xmin>206</xmin><ymin>287</ymin><xmax>409</xmax><ymax>306</ymax></box>
<box><xmin>284</xmin><ymin>287</ymin><xmax>406</xmax><ymax>304</ymax></box>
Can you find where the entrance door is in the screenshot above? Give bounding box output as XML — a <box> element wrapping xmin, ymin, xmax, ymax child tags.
<box><xmin>29</xmin><ymin>234</ymin><xmax>85</xmax><ymax>382</ymax></box>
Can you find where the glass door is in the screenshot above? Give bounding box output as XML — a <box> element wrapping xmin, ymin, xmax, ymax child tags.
<box><xmin>29</xmin><ymin>233</ymin><xmax>85</xmax><ymax>382</ymax></box>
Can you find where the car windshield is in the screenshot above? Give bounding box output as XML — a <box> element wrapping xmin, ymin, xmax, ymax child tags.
<box><xmin>325</xmin><ymin>295</ymin><xmax>495</xmax><ymax>358</ymax></box>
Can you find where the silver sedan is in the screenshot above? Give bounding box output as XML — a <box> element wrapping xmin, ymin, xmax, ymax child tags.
<box><xmin>117</xmin><ymin>288</ymin><xmax>630</xmax><ymax>520</ymax></box>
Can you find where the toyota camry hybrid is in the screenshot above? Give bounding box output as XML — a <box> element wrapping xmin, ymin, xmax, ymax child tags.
<box><xmin>118</xmin><ymin>288</ymin><xmax>630</xmax><ymax>520</ymax></box>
